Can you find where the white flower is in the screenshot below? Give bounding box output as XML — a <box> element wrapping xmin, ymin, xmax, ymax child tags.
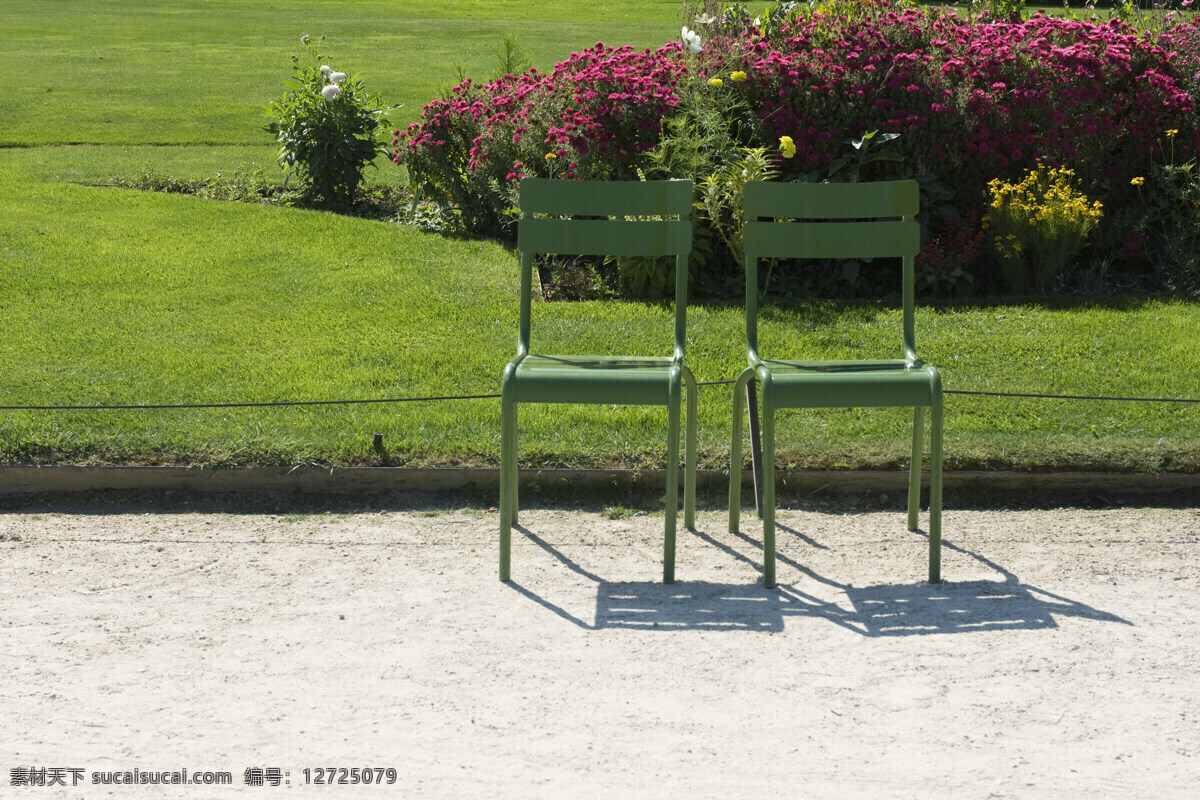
<box><xmin>695</xmin><ymin>13</ymin><xmax>716</xmax><ymax>24</ymax></box>
<box><xmin>300</xmin><ymin>34</ymin><xmax>310</xmax><ymax>44</ymax></box>
<box><xmin>681</xmin><ymin>26</ymin><xmax>702</xmax><ymax>54</ymax></box>
<box><xmin>321</xmin><ymin>84</ymin><xmax>340</xmax><ymax>100</ymax></box>
<box><xmin>754</xmin><ymin>17</ymin><xmax>762</xmax><ymax>27</ymax></box>
<box><xmin>330</xmin><ymin>71</ymin><xmax>347</xmax><ymax>85</ymax></box>
<box><xmin>320</xmin><ymin>65</ymin><xmax>331</xmax><ymax>77</ymax></box>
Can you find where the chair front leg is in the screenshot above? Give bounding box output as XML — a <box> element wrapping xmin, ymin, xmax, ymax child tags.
<box><xmin>499</xmin><ymin>408</ymin><xmax>514</xmax><ymax>581</ymax></box>
<box><xmin>499</xmin><ymin>372</ymin><xmax>518</xmax><ymax>581</ymax></box>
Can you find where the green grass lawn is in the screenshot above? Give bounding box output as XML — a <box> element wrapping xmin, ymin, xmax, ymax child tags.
<box><xmin>1</xmin><ymin>0</ymin><xmax>1198</xmax><ymax>473</ymax></box>
<box><xmin>1</xmin><ymin>0</ymin><xmax>682</xmax><ymax>146</ymax></box>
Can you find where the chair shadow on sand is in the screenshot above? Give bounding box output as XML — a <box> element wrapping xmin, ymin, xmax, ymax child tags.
<box><xmin>504</xmin><ymin>523</ymin><xmax>1131</xmax><ymax>635</ymax></box>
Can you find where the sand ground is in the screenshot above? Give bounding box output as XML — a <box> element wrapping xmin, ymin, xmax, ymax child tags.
<box><xmin>3</xmin><ymin>495</ymin><xmax>1199</xmax><ymax>798</ymax></box>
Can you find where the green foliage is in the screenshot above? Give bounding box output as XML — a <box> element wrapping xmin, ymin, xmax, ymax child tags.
<box><xmin>637</xmin><ymin>79</ymin><xmax>758</xmax><ymax>296</ymax></box>
<box><xmin>986</xmin><ymin>0</ymin><xmax>1028</xmax><ymax>21</ymax></box>
<box><xmin>695</xmin><ymin>148</ymin><xmax>779</xmax><ymax>272</ymax></box>
<box><xmin>985</xmin><ymin>165</ymin><xmax>1105</xmax><ymax>293</ymax></box>
<box><xmin>613</xmin><ymin>255</ymin><xmax>677</xmax><ymax>299</ymax></box>
<box><xmin>915</xmin><ymin>211</ymin><xmax>984</xmax><ymax>298</ymax></box>
<box><xmin>825</xmin><ymin>131</ymin><xmax>904</xmax><ymax>184</ymax></box>
<box><xmin>264</xmin><ymin>36</ymin><xmax>398</xmax><ymax>208</ymax></box>
<box><xmin>608</xmin><ymin>222</ymin><xmax>723</xmax><ymax>300</ymax></box>
<box><xmin>111</xmin><ymin>163</ymin><xmax>283</xmax><ymax>203</ymax></box>
<box><xmin>493</xmin><ymin>32</ymin><xmax>535</xmax><ymax>78</ymax></box>
<box><xmin>1128</xmin><ymin>131</ymin><xmax>1200</xmax><ymax>296</ymax></box>
<box><xmin>537</xmin><ymin>256</ymin><xmax>618</xmax><ymax>302</ymax></box>
<box><xmin>644</xmin><ymin>82</ymin><xmax>755</xmax><ymax>185</ymax></box>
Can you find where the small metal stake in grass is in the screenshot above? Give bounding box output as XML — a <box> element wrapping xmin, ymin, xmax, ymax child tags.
<box><xmin>372</xmin><ymin>432</ymin><xmax>384</xmax><ymax>452</ymax></box>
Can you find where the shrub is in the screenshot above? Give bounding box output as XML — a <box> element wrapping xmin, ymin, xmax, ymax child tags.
<box><xmin>396</xmin><ymin>4</ymin><xmax>1200</xmax><ymax>297</ymax></box>
<box><xmin>1128</xmin><ymin>129</ymin><xmax>1200</xmax><ymax>295</ymax></box>
<box><xmin>724</xmin><ymin>8</ymin><xmax>1198</xmax><ymax>191</ymax></box>
<box><xmin>265</xmin><ymin>36</ymin><xmax>397</xmax><ymax>209</ymax></box>
<box><xmin>985</xmin><ymin>164</ymin><xmax>1104</xmax><ymax>292</ymax></box>
<box><xmin>916</xmin><ymin>210</ymin><xmax>985</xmax><ymax>297</ymax></box>
<box><xmin>394</xmin><ymin>42</ymin><xmax>687</xmax><ymax>237</ymax></box>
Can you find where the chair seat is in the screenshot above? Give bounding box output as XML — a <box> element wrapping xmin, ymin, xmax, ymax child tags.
<box><xmin>512</xmin><ymin>354</ymin><xmax>681</xmax><ymax>405</ymax></box>
<box><xmin>757</xmin><ymin>358</ymin><xmax>937</xmax><ymax>408</ymax></box>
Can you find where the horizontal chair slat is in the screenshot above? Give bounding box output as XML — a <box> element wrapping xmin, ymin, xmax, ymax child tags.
<box><xmin>519</xmin><ymin>218</ymin><xmax>692</xmax><ymax>257</ymax></box>
<box><xmin>744</xmin><ymin>180</ymin><xmax>918</xmax><ymax>219</ymax></box>
<box><xmin>519</xmin><ymin>178</ymin><xmax>693</xmax><ymax>218</ymax></box>
<box><xmin>745</xmin><ymin>219</ymin><xmax>919</xmax><ymax>260</ymax></box>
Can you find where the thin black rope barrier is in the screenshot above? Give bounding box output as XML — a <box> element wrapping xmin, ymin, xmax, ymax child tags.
<box><xmin>2</xmin><ymin>385</ymin><xmax>1197</xmax><ymax>412</ymax></box>
<box><xmin>944</xmin><ymin>389</ymin><xmax>1200</xmax><ymax>403</ymax></box>
<box><xmin>0</xmin><ymin>394</ymin><xmax>502</xmax><ymax>412</ymax></box>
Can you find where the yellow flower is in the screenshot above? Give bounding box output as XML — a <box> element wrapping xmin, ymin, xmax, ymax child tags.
<box><xmin>779</xmin><ymin>135</ymin><xmax>796</xmax><ymax>159</ymax></box>
<box><xmin>708</xmin><ymin>77</ymin><xmax>723</xmax><ymax>88</ymax></box>
<box><xmin>545</xmin><ymin>152</ymin><xmax>557</xmax><ymax>160</ymax></box>
<box><xmin>1131</xmin><ymin>176</ymin><xmax>1145</xmax><ymax>186</ymax></box>
<box><xmin>730</xmin><ymin>70</ymin><xmax>748</xmax><ymax>82</ymax></box>
<box><xmin>1167</xmin><ymin>129</ymin><xmax>1179</xmax><ymax>139</ymax></box>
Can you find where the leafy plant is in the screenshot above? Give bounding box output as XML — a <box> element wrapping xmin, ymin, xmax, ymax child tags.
<box><xmin>492</xmin><ymin>32</ymin><xmax>534</xmax><ymax>79</ymax></box>
<box><xmin>1129</xmin><ymin>130</ymin><xmax>1200</xmax><ymax>296</ymax></box>
<box><xmin>113</xmin><ymin>163</ymin><xmax>283</xmax><ymax>203</ymax></box>
<box><xmin>695</xmin><ymin>147</ymin><xmax>779</xmax><ymax>273</ymax></box>
<box><xmin>609</xmin><ymin>227</ymin><xmax>716</xmax><ymax>300</ymax></box>
<box><xmin>826</xmin><ymin>131</ymin><xmax>904</xmax><ymax>183</ymax></box>
<box><xmin>915</xmin><ymin>210</ymin><xmax>984</xmax><ymax>297</ymax></box>
<box><xmin>986</xmin><ymin>0</ymin><xmax>1027</xmax><ymax>21</ymax></box>
<box><xmin>611</xmin><ymin>253</ymin><xmax>677</xmax><ymax>299</ymax></box>
<box><xmin>536</xmin><ymin>256</ymin><xmax>616</xmax><ymax>301</ymax></box>
<box><xmin>985</xmin><ymin>164</ymin><xmax>1104</xmax><ymax>292</ymax></box>
<box><xmin>265</xmin><ymin>35</ymin><xmax>398</xmax><ymax>208</ymax></box>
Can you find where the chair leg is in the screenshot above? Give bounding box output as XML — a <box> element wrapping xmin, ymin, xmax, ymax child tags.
<box><xmin>729</xmin><ymin>369</ymin><xmax>753</xmax><ymax>533</ymax></box>
<box><xmin>510</xmin><ymin>402</ymin><xmax>520</xmax><ymax>527</ymax></box>
<box><xmin>683</xmin><ymin>367</ymin><xmax>698</xmax><ymax>531</ymax></box>
<box><xmin>929</xmin><ymin>394</ymin><xmax>944</xmax><ymax>584</ymax></box>
<box><xmin>499</xmin><ymin>392</ymin><xmax>515</xmax><ymax>581</ymax></box>
<box><xmin>908</xmin><ymin>405</ymin><xmax>925</xmax><ymax>532</ymax></box>
<box><xmin>761</xmin><ymin>377</ymin><xmax>777</xmax><ymax>589</ymax></box>
<box><xmin>747</xmin><ymin>380</ymin><xmax>765</xmax><ymax>518</ymax></box>
<box><xmin>663</xmin><ymin>371</ymin><xmax>681</xmax><ymax>584</ymax></box>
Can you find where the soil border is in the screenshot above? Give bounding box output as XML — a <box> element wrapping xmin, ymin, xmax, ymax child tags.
<box><xmin>1</xmin><ymin>465</ymin><xmax>1197</xmax><ymax>505</ymax></box>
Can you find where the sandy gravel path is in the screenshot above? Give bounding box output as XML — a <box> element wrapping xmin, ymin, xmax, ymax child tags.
<box><xmin>3</xmin><ymin>499</ymin><xmax>1199</xmax><ymax>798</ymax></box>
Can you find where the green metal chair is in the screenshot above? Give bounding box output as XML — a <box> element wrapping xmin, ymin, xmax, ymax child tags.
<box><xmin>500</xmin><ymin>178</ymin><xmax>697</xmax><ymax>583</ymax></box>
<box><xmin>729</xmin><ymin>180</ymin><xmax>943</xmax><ymax>588</ymax></box>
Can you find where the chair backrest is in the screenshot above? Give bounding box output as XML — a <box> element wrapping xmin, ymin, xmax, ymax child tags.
<box><xmin>742</xmin><ymin>180</ymin><xmax>921</xmax><ymax>364</ymax></box>
<box><xmin>516</xmin><ymin>178</ymin><xmax>693</xmax><ymax>360</ymax></box>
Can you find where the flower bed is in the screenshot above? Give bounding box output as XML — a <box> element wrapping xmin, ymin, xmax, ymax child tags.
<box><xmin>395</xmin><ymin>4</ymin><xmax>1200</xmax><ymax>296</ymax></box>
<box><xmin>396</xmin><ymin>42</ymin><xmax>687</xmax><ymax>237</ymax></box>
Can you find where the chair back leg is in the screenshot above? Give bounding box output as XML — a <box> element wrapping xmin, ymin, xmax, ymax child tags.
<box><xmin>661</xmin><ymin>367</ymin><xmax>683</xmax><ymax>583</ymax></box>
<box><xmin>728</xmin><ymin>368</ymin><xmax>755</xmax><ymax>534</ymax></box>
<box><xmin>907</xmin><ymin>405</ymin><xmax>925</xmax><ymax>533</ymax></box>
<box><xmin>929</xmin><ymin>395</ymin><xmax>944</xmax><ymax>583</ymax></box>
<box><xmin>746</xmin><ymin>381</ymin><xmax>766</xmax><ymax>516</ymax></box>
<box><xmin>760</xmin><ymin>374</ymin><xmax>778</xmax><ymax>588</ymax></box>
<box><xmin>684</xmin><ymin>367</ymin><xmax>698</xmax><ymax>531</ymax></box>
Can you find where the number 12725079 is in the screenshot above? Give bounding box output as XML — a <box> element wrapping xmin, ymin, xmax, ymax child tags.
<box><xmin>303</xmin><ymin>767</ymin><xmax>397</xmax><ymax>785</ymax></box>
